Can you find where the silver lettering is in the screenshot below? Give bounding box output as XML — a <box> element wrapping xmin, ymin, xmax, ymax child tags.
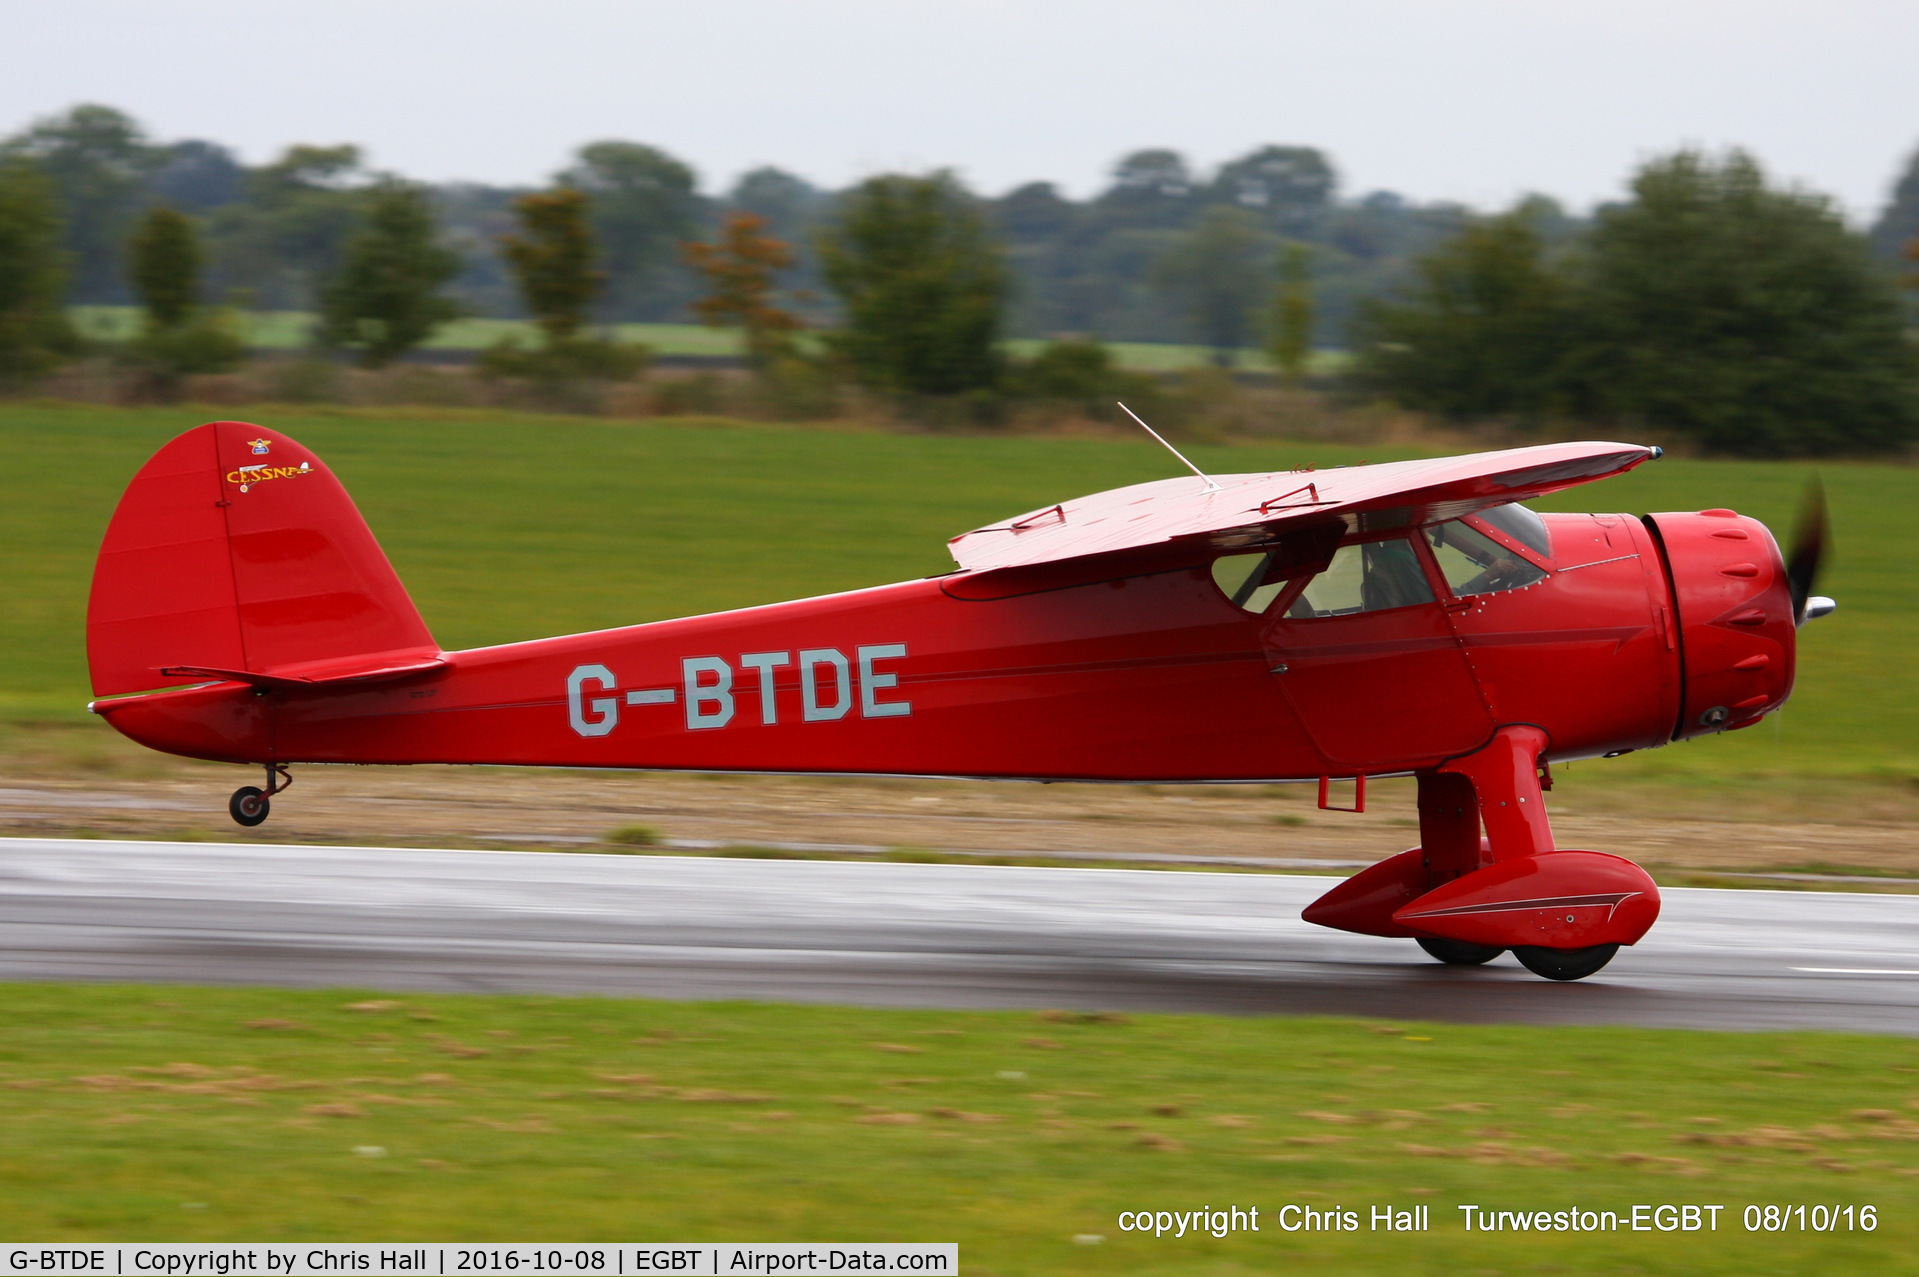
<box><xmin>739</xmin><ymin>651</ymin><xmax>792</xmax><ymax>724</ymax></box>
<box><xmin>800</xmin><ymin>648</ymin><xmax>851</xmax><ymax>721</ymax></box>
<box><xmin>683</xmin><ymin>657</ymin><xmax>735</xmax><ymax>729</ymax></box>
<box><xmin>857</xmin><ymin>643</ymin><xmax>910</xmax><ymax>718</ymax></box>
<box><xmin>567</xmin><ymin>664</ymin><xmax>618</xmax><ymax>737</ymax></box>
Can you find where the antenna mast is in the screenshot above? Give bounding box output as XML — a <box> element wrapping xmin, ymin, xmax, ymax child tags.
<box><xmin>1117</xmin><ymin>402</ymin><xmax>1221</xmax><ymax>493</ymax></box>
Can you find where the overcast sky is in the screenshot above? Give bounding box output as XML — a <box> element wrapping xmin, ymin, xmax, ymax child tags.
<box><xmin>7</xmin><ymin>0</ymin><xmax>1916</xmax><ymax>220</ymax></box>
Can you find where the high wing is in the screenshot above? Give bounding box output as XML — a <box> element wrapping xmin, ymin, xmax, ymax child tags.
<box><xmin>944</xmin><ymin>441</ymin><xmax>1655</xmax><ymax>594</ymax></box>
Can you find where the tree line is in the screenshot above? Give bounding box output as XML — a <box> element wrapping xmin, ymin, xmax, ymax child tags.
<box><xmin>0</xmin><ymin>102</ymin><xmax>1916</xmax><ymax>455</ymax></box>
<box><xmin>1354</xmin><ymin>155</ymin><xmax>1919</xmax><ymax>456</ymax></box>
<box><xmin>0</xmin><ymin>105</ymin><xmax>1474</xmax><ymax>341</ymax></box>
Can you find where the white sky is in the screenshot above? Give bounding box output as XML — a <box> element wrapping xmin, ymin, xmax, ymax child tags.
<box><xmin>7</xmin><ymin>0</ymin><xmax>1916</xmax><ymax>221</ymax></box>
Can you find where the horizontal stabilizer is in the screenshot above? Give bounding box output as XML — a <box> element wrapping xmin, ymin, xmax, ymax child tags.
<box><xmin>948</xmin><ymin>441</ymin><xmax>1654</xmax><ymax>576</ymax></box>
<box><xmin>156</xmin><ymin>650</ymin><xmax>446</xmax><ymax>690</ymax></box>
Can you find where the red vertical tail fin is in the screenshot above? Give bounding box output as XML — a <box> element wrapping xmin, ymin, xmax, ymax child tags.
<box><xmin>87</xmin><ymin>421</ymin><xmax>440</xmax><ymax>697</ymax></box>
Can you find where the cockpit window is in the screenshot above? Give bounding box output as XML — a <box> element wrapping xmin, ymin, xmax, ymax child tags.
<box><xmin>1286</xmin><ymin>536</ymin><xmax>1435</xmax><ymax>618</ymax></box>
<box><xmin>1207</xmin><ymin>520</ymin><xmax>1347</xmax><ymax>615</ymax></box>
<box><xmin>1473</xmin><ymin>501</ymin><xmax>1552</xmax><ymax>558</ymax></box>
<box><xmin>1426</xmin><ymin>520</ymin><xmax>1549</xmax><ymax>596</ymax></box>
<box><xmin>1211</xmin><ymin>551</ymin><xmax>1291</xmax><ymax>614</ymax></box>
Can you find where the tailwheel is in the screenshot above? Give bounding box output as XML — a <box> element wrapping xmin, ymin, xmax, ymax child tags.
<box><xmin>1416</xmin><ymin>936</ymin><xmax>1504</xmax><ymax>967</ymax></box>
<box><xmin>229</xmin><ymin>786</ymin><xmax>269</xmax><ymax>827</ymax></box>
<box><xmin>1513</xmin><ymin>943</ymin><xmax>1619</xmax><ymax>982</ymax></box>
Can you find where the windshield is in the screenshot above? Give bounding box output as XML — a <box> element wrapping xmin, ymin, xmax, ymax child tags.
<box><xmin>1474</xmin><ymin>502</ymin><xmax>1552</xmax><ymax>558</ymax></box>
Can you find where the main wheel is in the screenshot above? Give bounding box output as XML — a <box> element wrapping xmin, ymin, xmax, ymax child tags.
<box><xmin>1513</xmin><ymin>943</ymin><xmax>1619</xmax><ymax>982</ymax></box>
<box><xmin>228</xmin><ymin>786</ymin><xmax>270</xmax><ymax>827</ymax></box>
<box><xmin>1417</xmin><ymin>936</ymin><xmax>1505</xmax><ymax>966</ymax></box>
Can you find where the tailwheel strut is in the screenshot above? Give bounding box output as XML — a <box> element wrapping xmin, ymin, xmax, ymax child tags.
<box><xmin>228</xmin><ymin>764</ymin><xmax>292</xmax><ymax>828</ymax></box>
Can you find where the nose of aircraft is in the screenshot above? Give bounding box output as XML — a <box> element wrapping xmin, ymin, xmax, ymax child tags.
<box><xmin>1644</xmin><ymin>508</ymin><xmax>1798</xmax><ymax>739</ymax></box>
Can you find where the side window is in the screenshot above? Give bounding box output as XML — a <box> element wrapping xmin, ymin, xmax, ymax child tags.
<box><xmin>1426</xmin><ymin>520</ymin><xmax>1549</xmax><ymax>596</ymax></box>
<box><xmin>1286</xmin><ymin>536</ymin><xmax>1435</xmax><ymax>618</ymax></box>
<box><xmin>1207</xmin><ymin>521</ymin><xmax>1345</xmax><ymax>615</ymax></box>
<box><xmin>1211</xmin><ymin>552</ymin><xmax>1290</xmax><ymax>614</ymax></box>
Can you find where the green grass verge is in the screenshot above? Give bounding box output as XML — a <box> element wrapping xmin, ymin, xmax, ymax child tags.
<box><xmin>1</xmin><ymin>403</ymin><xmax>1911</xmax><ymax>780</ymax></box>
<box><xmin>0</xmin><ymin>982</ymin><xmax>1913</xmax><ymax>1271</ymax></box>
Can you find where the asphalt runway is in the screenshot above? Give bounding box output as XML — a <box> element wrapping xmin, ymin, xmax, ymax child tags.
<box><xmin>1</xmin><ymin>837</ymin><xmax>1915</xmax><ymax>1034</ymax></box>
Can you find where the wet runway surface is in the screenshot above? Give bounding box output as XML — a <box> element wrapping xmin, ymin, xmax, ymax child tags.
<box><xmin>1</xmin><ymin>838</ymin><xmax>1915</xmax><ymax>1034</ymax></box>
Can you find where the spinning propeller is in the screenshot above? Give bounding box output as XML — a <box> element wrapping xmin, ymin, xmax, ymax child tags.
<box><xmin>1786</xmin><ymin>478</ymin><xmax>1835</xmax><ymax>626</ymax></box>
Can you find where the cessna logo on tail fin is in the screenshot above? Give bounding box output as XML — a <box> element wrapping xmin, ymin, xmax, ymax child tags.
<box><xmin>225</xmin><ymin>460</ymin><xmax>312</xmax><ymax>493</ymax></box>
<box><xmin>567</xmin><ymin>645</ymin><xmax>910</xmax><ymax>737</ymax></box>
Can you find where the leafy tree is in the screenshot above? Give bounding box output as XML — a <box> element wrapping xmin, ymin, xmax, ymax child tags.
<box><xmin>683</xmin><ymin>212</ymin><xmax>802</xmax><ymax>367</ymax></box>
<box><xmin>320</xmin><ymin>179</ymin><xmax>461</xmax><ymax>367</ymax></box>
<box><xmin>995</xmin><ymin>182</ymin><xmax>1077</xmax><ymax>244</ymax></box>
<box><xmin>206</xmin><ymin>144</ymin><xmax>367</xmax><ymax>310</ymax></box>
<box><xmin>484</xmin><ymin>188</ymin><xmax>645</xmax><ymax>382</ymax></box>
<box><xmin>818</xmin><ymin>173</ymin><xmax>1008</xmax><ymax>397</ymax></box>
<box><xmin>990</xmin><ymin>182</ymin><xmax>1091</xmax><ymax>335</ymax></box>
<box><xmin>129</xmin><ymin>206</ymin><xmax>200</xmax><ymax>329</ymax></box>
<box><xmin>725</xmin><ymin>167</ymin><xmax>826</xmax><ymax>310</ymax></box>
<box><xmin>1093</xmin><ymin>150</ymin><xmax>1197</xmax><ymax>231</ymax></box>
<box><xmin>500</xmin><ymin>188</ymin><xmax>601</xmax><ymax>341</ymax></box>
<box><xmin>1356</xmin><ymin>154</ymin><xmax>1917</xmax><ymax>455</ymax></box>
<box><xmin>1580</xmin><ymin>150</ymin><xmax>1917</xmax><ymax>455</ymax></box>
<box><xmin>431</xmin><ymin>181</ymin><xmax>529</xmax><ymax>319</ymax></box>
<box><xmin>1350</xmin><ymin>205</ymin><xmax>1577</xmax><ymax>419</ymax></box>
<box><xmin>1868</xmin><ymin>145</ymin><xmax>1919</xmax><ymax>263</ymax></box>
<box><xmin>2</xmin><ymin>104</ymin><xmax>157</xmax><ymax>302</ymax></box>
<box><xmin>1009</xmin><ymin>338</ymin><xmax>1117</xmax><ymax>399</ymax></box>
<box><xmin>123</xmin><ymin>205</ymin><xmax>244</xmax><ymax>380</ymax></box>
<box><xmin>1153</xmin><ymin>206</ymin><xmax>1269</xmax><ymax>363</ymax></box>
<box><xmin>559</xmin><ymin>141</ymin><xmax>703</xmax><ymax>320</ymax></box>
<box><xmin>0</xmin><ymin>159</ymin><xmax>75</xmax><ymax>378</ymax></box>
<box><xmin>1264</xmin><ymin>243</ymin><xmax>1314</xmax><ymax>385</ymax></box>
<box><xmin>148</xmin><ymin>140</ymin><xmax>244</xmax><ymax>212</ymax></box>
<box><xmin>728</xmin><ymin>167</ymin><xmax>822</xmax><ymax>247</ymax></box>
<box><xmin>1004</xmin><ymin>338</ymin><xmax>1157</xmax><ymax>418</ymax></box>
<box><xmin>1209</xmin><ymin>145</ymin><xmax>1336</xmax><ymax>234</ymax></box>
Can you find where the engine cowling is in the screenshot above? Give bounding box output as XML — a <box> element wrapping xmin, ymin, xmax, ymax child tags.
<box><xmin>1643</xmin><ymin>509</ymin><xmax>1796</xmax><ymax>739</ymax></box>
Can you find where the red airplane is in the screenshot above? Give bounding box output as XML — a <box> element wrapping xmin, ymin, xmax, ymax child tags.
<box><xmin>86</xmin><ymin>421</ymin><xmax>1830</xmax><ymax>981</ymax></box>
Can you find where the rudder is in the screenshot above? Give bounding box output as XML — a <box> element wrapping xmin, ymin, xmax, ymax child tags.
<box><xmin>88</xmin><ymin>421</ymin><xmax>438</xmax><ymax>696</ymax></box>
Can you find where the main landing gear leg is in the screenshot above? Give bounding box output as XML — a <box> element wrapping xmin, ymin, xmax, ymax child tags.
<box><xmin>1290</xmin><ymin>728</ymin><xmax>1664</xmax><ymax>981</ymax></box>
<box><xmin>229</xmin><ymin>764</ymin><xmax>292</xmax><ymax>828</ymax></box>
<box><xmin>1405</xmin><ymin>725</ymin><xmax>1638</xmax><ymax>980</ymax></box>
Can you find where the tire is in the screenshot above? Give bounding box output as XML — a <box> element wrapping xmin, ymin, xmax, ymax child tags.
<box><xmin>1416</xmin><ymin>936</ymin><xmax>1505</xmax><ymax>967</ymax></box>
<box><xmin>1513</xmin><ymin>943</ymin><xmax>1619</xmax><ymax>982</ymax></box>
<box><xmin>229</xmin><ymin>786</ymin><xmax>270</xmax><ymax>827</ymax></box>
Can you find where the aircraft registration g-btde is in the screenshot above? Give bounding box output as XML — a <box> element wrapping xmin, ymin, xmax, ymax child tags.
<box><xmin>86</xmin><ymin>420</ymin><xmax>1833</xmax><ymax>981</ymax></box>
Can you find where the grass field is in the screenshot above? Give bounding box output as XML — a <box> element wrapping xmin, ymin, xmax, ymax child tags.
<box><xmin>64</xmin><ymin>307</ymin><xmax>1346</xmax><ymax>373</ymax></box>
<box><xmin>1</xmin><ymin>981</ymin><xmax>1914</xmax><ymax>1270</ymax></box>
<box><xmin>1</xmin><ymin>402</ymin><xmax>1910</xmax><ymax>781</ymax></box>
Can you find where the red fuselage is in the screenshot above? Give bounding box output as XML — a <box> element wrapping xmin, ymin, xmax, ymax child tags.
<box><xmin>96</xmin><ymin>509</ymin><xmax>1793</xmax><ymax>783</ymax></box>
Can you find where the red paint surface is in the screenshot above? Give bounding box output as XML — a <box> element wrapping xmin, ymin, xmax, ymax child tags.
<box><xmin>85</xmin><ymin>424</ymin><xmax>1799</xmax><ymax>955</ymax></box>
